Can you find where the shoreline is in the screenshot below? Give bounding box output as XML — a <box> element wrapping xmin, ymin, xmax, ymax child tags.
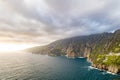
<box><xmin>31</xmin><ymin>53</ymin><xmax>120</xmax><ymax>75</ymax></box>
<box><xmin>65</xmin><ymin>56</ymin><xmax>120</xmax><ymax>75</ymax></box>
<box><xmin>87</xmin><ymin>58</ymin><xmax>120</xmax><ymax>75</ymax></box>
<box><xmin>64</xmin><ymin>54</ymin><xmax>119</xmax><ymax>75</ymax></box>
<box><xmin>88</xmin><ymin>66</ymin><xmax>117</xmax><ymax>75</ymax></box>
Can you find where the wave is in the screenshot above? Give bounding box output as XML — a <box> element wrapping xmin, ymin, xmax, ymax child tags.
<box><xmin>88</xmin><ymin>66</ymin><xmax>117</xmax><ymax>75</ymax></box>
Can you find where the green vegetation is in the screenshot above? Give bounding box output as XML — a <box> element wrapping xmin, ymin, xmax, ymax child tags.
<box><xmin>90</xmin><ymin>53</ymin><xmax>120</xmax><ymax>72</ymax></box>
<box><xmin>105</xmin><ymin>55</ymin><xmax>120</xmax><ymax>66</ymax></box>
<box><xmin>114</xmin><ymin>47</ymin><xmax>120</xmax><ymax>53</ymax></box>
<box><xmin>49</xmin><ymin>48</ymin><xmax>65</xmax><ymax>56</ymax></box>
<box><xmin>89</xmin><ymin>30</ymin><xmax>120</xmax><ymax>73</ymax></box>
<box><xmin>26</xmin><ymin>29</ymin><xmax>120</xmax><ymax>73</ymax></box>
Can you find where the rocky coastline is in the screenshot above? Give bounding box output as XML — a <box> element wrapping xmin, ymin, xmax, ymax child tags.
<box><xmin>92</xmin><ymin>64</ymin><xmax>120</xmax><ymax>74</ymax></box>
<box><xmin>25</xmin><ymin>29</ymin><xmax>120</xmax><ymax>74</ymax></box>
<box><xmin>88</xmin><ymin>58</ymin><xmax>120</xmax><ymax>74</ymax></box>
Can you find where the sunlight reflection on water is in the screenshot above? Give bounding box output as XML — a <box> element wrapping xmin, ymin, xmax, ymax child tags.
<box><xmin>0</xmin><ymin>52</ymin><xmax>119</xmax><ymax>80</ymax></box>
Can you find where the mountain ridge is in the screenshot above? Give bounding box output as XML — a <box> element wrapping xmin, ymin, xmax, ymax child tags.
<box><xmin>25</xmin><ymin>31</ymin><xmax>114</xmax><ymax>57</ymax></box>
<box><xmin>25</xmin><ymin>29</ymin><xmax>120</xmax><ymax>74</ymax></box>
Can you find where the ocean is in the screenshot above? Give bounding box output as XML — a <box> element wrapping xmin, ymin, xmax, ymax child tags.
<box><xmin>0</xmin><ymin>52</ymin><xmax>119</xmax><ymax>80</ymax></box>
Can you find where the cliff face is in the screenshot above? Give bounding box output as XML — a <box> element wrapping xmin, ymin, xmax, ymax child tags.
<box><xmin>26</xmin><ymin>32</ymin><xmax>114</xmax><ymax>57</ymax></box>
<box><xmin>26</xmin><ymin>29</ymin><xmax>120</xmax><ymax>57</ymax></box>
<box><xmin>25</xmin><ymin>29</ymin><xmax>120</xmax><ymax>74</ymax></box>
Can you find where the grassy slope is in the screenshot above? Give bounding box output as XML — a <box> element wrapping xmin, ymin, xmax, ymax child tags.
<box><xmin>89</xmin><ymin>30</ymin><xmax>120</xmax><ymax>73</ymax></box>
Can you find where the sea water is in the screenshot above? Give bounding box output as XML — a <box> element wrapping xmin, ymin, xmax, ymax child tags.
<box><xmin>0</xmin><ymin>52</ymin><xmax>119</xmax><ymax>80</ymax></box>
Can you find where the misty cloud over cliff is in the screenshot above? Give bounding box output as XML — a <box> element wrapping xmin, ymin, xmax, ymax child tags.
<box><xmin>0</xmin><ymin>0</ymin><xmax>120</xmax><ymax>45</ymax></box>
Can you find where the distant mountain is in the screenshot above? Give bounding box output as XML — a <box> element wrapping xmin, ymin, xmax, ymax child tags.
<box><xmin>25</xmin><ymin>29</ymin><xmax>120</xmax><ymax>74</ymax></box>
<box><xmin>25</xmin><ymin>29</ymin><xmax>120</xmax><ymax>57</ymax></box>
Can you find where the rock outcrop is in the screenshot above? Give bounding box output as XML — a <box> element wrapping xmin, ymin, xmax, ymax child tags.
<box><xmin>92</xmin><ymin>64</ymin><xmax>120</xmax><ymax>74</ymax></box>
<box><xmin>25</xmin><ymin>29</ymin><xmax>120</xmax><ymax>74</ymax></box>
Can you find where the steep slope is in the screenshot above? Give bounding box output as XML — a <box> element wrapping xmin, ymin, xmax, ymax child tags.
<box><xmin>89</xmin><ymin>29</ymin><xmax>120</xmax><ymax>74</ymax></box>
<box><xmin>25</xmin><ymin>29</ymin><xmax>120</xmax><ymax>74</ymax></box>
<box><xmin>26</xmin><ymin>32</ymin><xmax>113</xmax><ymax>57</ymax></box>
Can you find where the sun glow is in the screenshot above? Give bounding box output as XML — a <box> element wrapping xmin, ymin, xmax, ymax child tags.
<box><xmin>0</xmin><ymin>43</ymin><xmax>34</xmax><ymax>52</ymax></box>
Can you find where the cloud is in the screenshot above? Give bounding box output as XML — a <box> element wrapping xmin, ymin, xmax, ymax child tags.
<box><xmin>0</xmin><ymin>0</ymin><xmax>120</xmax><ymax>46</ymax></box>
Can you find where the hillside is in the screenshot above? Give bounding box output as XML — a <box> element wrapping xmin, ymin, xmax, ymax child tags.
<box><xmin>25</xmin><ymin>29</ymin><xmax>120</xmax><ymax>74</ymax></box>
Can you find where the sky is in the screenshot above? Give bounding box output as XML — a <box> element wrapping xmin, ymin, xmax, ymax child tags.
<box><xmin>0</xmin><ymin>0</ymin><xmax>120</xmax><ymax>49</ymax></box>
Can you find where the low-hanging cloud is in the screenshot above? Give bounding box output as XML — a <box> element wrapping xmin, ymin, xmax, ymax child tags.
<box><xmin>0</xmin><ymin>0</ymin><xmax>120</xmax><ymax>46</ymax></box>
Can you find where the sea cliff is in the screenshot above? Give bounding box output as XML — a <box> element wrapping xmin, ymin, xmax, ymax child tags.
<box><xmin>25</xmin><ymin>29</ymin><xmax>120</xmax><ymax>74</ymax></box>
